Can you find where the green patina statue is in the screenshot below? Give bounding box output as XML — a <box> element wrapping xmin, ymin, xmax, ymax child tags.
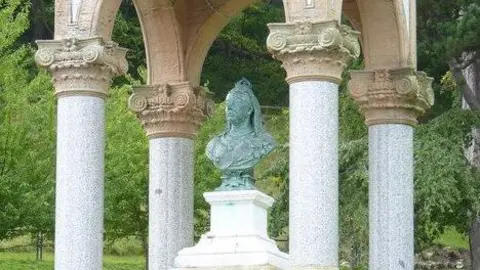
<box><xmin>206</xmin><ymin>78</ymin><xmax>276</xmax><ymax>191</ymax></box>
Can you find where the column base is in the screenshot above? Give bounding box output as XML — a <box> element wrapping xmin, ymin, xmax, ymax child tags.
<box><xmin>172</xmin><ymin>190</ymin><xmax>289</xmax><ymax>270</ymax></box>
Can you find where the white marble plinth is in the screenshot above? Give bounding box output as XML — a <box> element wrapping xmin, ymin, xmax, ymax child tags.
<box><xmin>289</xmin><ymin>81</ymin><xmax>339</xmax><ymax>269</ymax></box>
<box><xmin>149</xmin><ymin>138</ymin><xmax>194</xmax><ymax>270</ymax></box>
<box><xmin>369</xmin><ymin>124</ymin><xmax>414</xmax><ymax>270</ymax></box>
<box><xmin>173</xmin><ymin>190</ymin><xmax>289</xmax><ymax>270</ymax></box>
<box><xmin>55</xmin><ymin>96</ymin><xmax>105</xmax><ymax>270</ymax></box>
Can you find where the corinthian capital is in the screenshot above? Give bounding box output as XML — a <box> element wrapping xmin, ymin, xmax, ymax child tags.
<box><xmin>267</xmin><ymin>20</ymin><xmax>360</xmax><ymax>84</ymax></box>
<box><xmin>35</xmin><ymin>37</ymin><xmax>128</xmax><ymax>98</ymax></box>
<box><xmin>128</xmin><ymin>82</ymin><xmax>214</xmax><ymax>138</ymax></box>
<box><xmin>349</xmin><ymin>68</ymin><xmax>435</xmax><ymax>126</ymax></box>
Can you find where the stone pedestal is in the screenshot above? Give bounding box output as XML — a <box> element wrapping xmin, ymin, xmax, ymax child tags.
<box><xmin>173</xmin><ymin>190</ymin><xmax>289</xmax><ymax>270</ymax></box>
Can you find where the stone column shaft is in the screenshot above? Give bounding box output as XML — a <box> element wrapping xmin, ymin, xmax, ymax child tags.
<box><xmin>129</xmin><ymin>82</ymin><xmax>211</xmax><ymax>270</ymax></box>
<box><xmin>267</xmin><ymin>20</ymin><xmax>360</xmax><ymax>270</ymax></box>
<box><xmin>369</xmin><ymin>124</ymin><xmax>414</xmax><ymax>270</ymax></box>
<box><xmin>149</xmin><ymin>138</ymin><xmax>194</xmax><ymax>270</ymax></box>
<box><xmin>349</xmin><ymin>68</ymin><xmax>434</xmax><ymax>270</ymax></box>
<box><xmin>289</xmin><ymin>81</ymin><xmax>339</xmax><ymax>267</ymax></box>
<box><xmin>55</xmin><ymin>96</ymin><xmax>105</xmax><ymax>269</ymax></box>
<box><xmin>35</xmin><ymin>37</ymin><xmax>127</xmax><ymax>270</ymax></box>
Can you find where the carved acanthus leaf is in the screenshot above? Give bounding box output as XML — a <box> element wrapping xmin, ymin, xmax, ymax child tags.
<box><xmin>129</xmin><ymin>82</ymin><xmax>214</xmax><ymax>138</ymax></box>
<box><xmin>35</xmin><ymin>37</ymin><xmax>128</xmax><ymax>98</ymax></box>
<box><xmin>349</xmin><ymin>67</ymin><xmax>434</xmax><ymax>126</ymax></box>
<box><xmin>267</xmin><ymin>20</ymin><xmax>360</xmax><ymax>83</ymax></box>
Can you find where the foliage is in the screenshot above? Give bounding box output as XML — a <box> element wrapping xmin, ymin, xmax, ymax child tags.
<box><xmin>0</xmin><ymin>0</ymin><xmax>29</xmax><ymax>51</ymax></box>
<box><xmin>192</xmin><ymin>102</ymin><xmax>224</xmax><ymax>239</ymax></box>
<box><xmin>339</xmin><ymin>58</ymin><xmax>367</xmax><ymax>141</ymax></box>
<box><xmin>111</xmin><ymin>0</ymin><xmax>144</xmax><ymax>81</ymax></box>
<box><xmin>260</xmin><ymin>111</ymin><xmax>289</xmax><ymax>241</ymax></box>
<box><xmin>0</xmin><ymin>0</ymin><xmax>55</xmax><ymax>240</ymax></box>
<box><xmin>417</xmin><ymin>0</ymin><xmax>480</xmax><ymax>117</ymax></box>
<box><xmin>104</xmin><ymin>84</ymin><xmax>148</xmax><ymax>245</ymax></box>
<box><xmin>0</xmin><ymin>70</ymin><xmax>56</xmax><ymax>240</ymax></box>
<box><xmin>435</xmin><ymin>228</ymin><xmax>469</xmax><ymax>249</ymax></box>
<box><xmin>201</xmin><ymin>2</ymin><xmax>288</xmax><ymax>106</ymax></box>
<box><xmin>338</xmin><ymin>138</ymin><xmax>369</xmax><ymax>267</ymax></box>
<box><xmin>0</xmin><ymin>252</ymin><xmax>145</xmax><ymax>270</ymax></box>
<box><xmin>414</xmin><ymin>109</ymin><xmax>480</xmax><ymax>248</ymax></box>
<box><xmin>417</xmin><ymin>0</ymin><xmax>480</xmax><ymax>77</ymax></box>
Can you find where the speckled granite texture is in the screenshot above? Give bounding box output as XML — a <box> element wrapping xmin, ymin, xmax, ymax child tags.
<box><xmin>289</xmin><ymin>81</ymin><xmax>339</xmax><ymax>268</ymax></box>
<box><xmin>55</xmin><ymin>96</ymin><xmax>105</xmax><ymax>270</ymax></box>
<box><xmin>369</xmin><ymin>124</ymin><xmax>414</xmax><ymax>270</ymax></box>
<box><xmin>149</xmin><ymin>137</ymin><xmax>194</xmax><ymax>270</ymax></box>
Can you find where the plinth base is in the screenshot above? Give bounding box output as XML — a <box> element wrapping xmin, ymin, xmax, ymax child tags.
<box><xmin>172</xmin><ymin>190</ymin><xmax>289</xmax><ymax>270</ymax></box>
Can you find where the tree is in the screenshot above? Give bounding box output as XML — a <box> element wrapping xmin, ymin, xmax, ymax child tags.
<box><xmin>104</xmin><ymin>82</ymin><xmax>149</xmax><ymax>264</ymax></box>
<box><xmin>201</xmin><ymin>2</ymin><xmax>288</xmax><ymax>106</ymax></box>
<box><xmin>418</xmin><ymin>2</ymin><xmax>480</xmax><ymax>266</ymax></box>
<box><xmin>192</xmin><ymin>101</ymin><xmax>224</xmax><ymax>239</ymax></box>
<box><xmin>0</xmin><ymin>0</ymin><xmax>56</xmax><ymax>241</ymax></box>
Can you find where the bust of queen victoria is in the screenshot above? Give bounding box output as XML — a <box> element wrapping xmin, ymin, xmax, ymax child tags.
<box><xmin>206</xmin><ymin>78</ymin><xmax>276</xmax><ymax>191</ymax></box>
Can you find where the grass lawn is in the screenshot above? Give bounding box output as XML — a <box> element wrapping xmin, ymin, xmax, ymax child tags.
<box><xmin>0</xmin><ymin>252</ymin><xmax>145</xmax><ymax>270</ymax></box>
<box><xmin>434</xmin><ymin>227</ymin><xmax>469</xmax><ymax>249</ymax></box>
<box><xmin>0</xmin><ymin>229</ymin><xmax>469</xmax><ymax>269</ymax></box>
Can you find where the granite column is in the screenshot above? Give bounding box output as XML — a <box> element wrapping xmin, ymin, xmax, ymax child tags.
<box><xmin>267</xmin><ymin>21</ymin><xmax>360</xmax><ymax>269</ymax></box>
<box><xmin>35</xmin><ymin>37</ymin><xmax>127</xmax><ymax>269</ymax></box>
<box><xmin>349</xmin><ymin>68</ymin><xmax>434</xmax><ymax>270</ymax></box>
<box><xmin>129</xmin><ymin>83</ymin><xmax>210</xmax><ymax>270</ymax></box>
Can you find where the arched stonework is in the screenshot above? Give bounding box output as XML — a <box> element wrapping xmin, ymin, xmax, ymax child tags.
<box><xmin>54</xmin><ymin>0</ymin><xmax>256</xmax><ymax>86</ymax></box>
<box><xmin>54</xmin><ymin>0</ymin><xmax>121</xmax><ymax>39</ymax></box>
<box><xmin>133</xmin><ymin>0</ymin><xmax>187</xmax><ymax>84</ymax></box>
<box><xmin>54</xmin><ymin>0</ymin><xmax>414</xmax><ymax>85</ymax></box>
<box><xmin>134</xmin><ymin>0</ymin><xmax>256</xmax><ymax>86</ymax></box>
<box><xmin>184</xmin><ymin>0</ymin><xmax>256</xmax><ymax>86</ymax></box>
<box><xmin>342</xmin><ymin>0</ymin><xmax>413</xmax><ymax>69</ymax></box>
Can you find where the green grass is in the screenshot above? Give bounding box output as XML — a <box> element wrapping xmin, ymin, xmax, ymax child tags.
<box><xmin>0</xmin><ymin>252</ymin><xmax>145</xmax><ymax>270</ymax></box>
<box><xmin>435</xmin><ymin>227</ymin><xmax>469</xmax><ymax>249</ymax></box>
<box><xmin>0</xmin><ymin>228</ymin><xmax>469</xmax><ymax>270</ymax></box>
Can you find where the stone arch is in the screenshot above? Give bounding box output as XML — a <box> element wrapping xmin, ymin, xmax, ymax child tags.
<box><xmin>133</xmin><ymin>0</ymin><xmax>186</xmax><ymax>84</ymax></box>
<box><xmin>54</xmin><ymin>0</ymin><xmax>122</xmax><ymax>39</ymax></box>
<box><xmin>133</xmin><ymin>0</ymin><xmax>256</xmax><ymax>85</ymax></box>
<box><xmin>342</xmin><ymin>0</ymin><xmax>413</xmax><ymax>69</ymax></box>
<box><xmin>54</xmin><ymin>0</ymin><xmax>186</xmax><ymax>84</ymax></box>
<box><xmin>184</xmin><ymin>0</ymin><xmax>256</xmax><ymax>87</ymax></box>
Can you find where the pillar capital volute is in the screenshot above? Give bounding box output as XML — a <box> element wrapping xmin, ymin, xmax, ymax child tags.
<box><xmin>267</xmin><ymin>20</ymin><xmax>360</xmax><ymax>84</ymax></box>
<box><xmin>128</xmin><ymin>82</ymin><xmax>214</xmax><ymax>139</ymax></box>
<box><xmin>349</xmin><ymin>67</ymin><xmax>435</xmax><ymax>126</ymax></box>
<box><xmin>35</xmin><ymin>37</ymin><xmax>128</xmax><ymax>98</ymax></box>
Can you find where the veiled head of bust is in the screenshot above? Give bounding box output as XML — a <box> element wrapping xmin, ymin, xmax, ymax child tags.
<box><xmin>223</xmin><ymin>78</ymin><xmax>264</xmax><ymax>135</ymax></box>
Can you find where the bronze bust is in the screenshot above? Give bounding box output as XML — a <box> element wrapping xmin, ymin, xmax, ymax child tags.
<box><xmin>206</xmin><ymin>78</ymin><xmax>276</xmax><ymax>191</ymax></box>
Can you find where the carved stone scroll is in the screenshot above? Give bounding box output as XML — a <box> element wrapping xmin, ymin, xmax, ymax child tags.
<box><xmin>129</xmin><ymin>82</ymin><xmax>214</xmax><ymax>138</ymax></box>
<box><xmin>35</xmin><ymin>37</ymin><xmax>128</xmax><ymax>98</ymax></box>
<box><xmin>267</xmin><ymin>20</ymin><xmax>360</xmax><ymax>84</ymax></box>
<box><xmin>349</xmin><ymin>68</ymin><xmax>434</xmax><ymax>126</ymax></box>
